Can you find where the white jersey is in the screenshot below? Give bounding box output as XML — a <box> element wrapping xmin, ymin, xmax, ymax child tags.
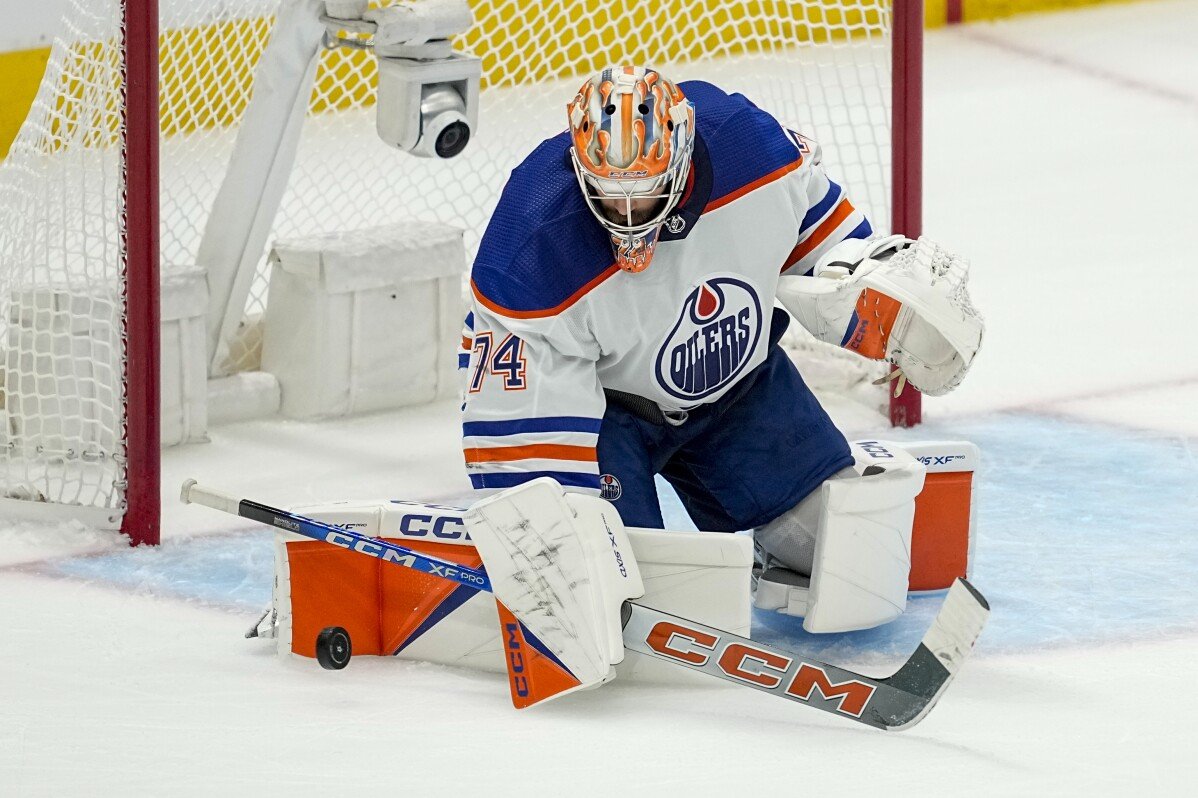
<box><xmin>461</xmin><ymin>81</ymin><xmax>872</xmax><ymax>493</ymax></box>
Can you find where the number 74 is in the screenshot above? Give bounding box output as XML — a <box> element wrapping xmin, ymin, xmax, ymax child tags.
<box><xmin>468</xmin><ymin>332</ymin><xmax>528</xmax><ymax>392</ymax></box>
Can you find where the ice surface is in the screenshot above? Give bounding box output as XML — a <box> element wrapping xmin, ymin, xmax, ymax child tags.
<box><xmin>4</xmin><ymin>2</ymin><xmax>1198</xmax><ymax>793</ymax></box>
<box><xmin>752</xmin><ymin>413</ymin><xmax>1198</xmax><ymax>663</ymax></box>
<box><xmin>0</xmin><ymin>520</ymin><xmax>126</xmax><ymax>568</ymax></box>
<box><xmin>46</xmin><ymin>530</ymin><xmax>276</xmax><ymax>610</ymax></box>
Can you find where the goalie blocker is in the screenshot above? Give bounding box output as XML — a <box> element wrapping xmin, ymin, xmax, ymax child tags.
<box><xmin>464</xmin><ymin>484</ymin><xmax>645</xmax><ymax>705</ymax></box>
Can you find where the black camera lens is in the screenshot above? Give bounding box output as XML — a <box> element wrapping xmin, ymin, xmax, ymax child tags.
<box><xmin>435</xmin><ymin>121</ymin><xmax>470</xmax><ymax>158</ymax></box>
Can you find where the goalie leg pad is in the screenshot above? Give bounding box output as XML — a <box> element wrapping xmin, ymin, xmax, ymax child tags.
<box><xmin>755</xmin><ymin>445</ymin><xmax>926</xmax><ymax>632</ymax></box>
<box><xmin>464</xmin><ymin>478</ymin><xmax>644</xmax><ymax>708</ymax></box>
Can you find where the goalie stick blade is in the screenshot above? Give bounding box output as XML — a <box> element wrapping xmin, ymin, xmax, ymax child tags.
<box><xmin>880</xmin><ymin>578</ymin><xmax>989</xmax><ymax>729</ymax></box>
<box><xmin>621</xmin><ymin>578</ymin><xmax>988</xmax><ymax>731</ymax></box>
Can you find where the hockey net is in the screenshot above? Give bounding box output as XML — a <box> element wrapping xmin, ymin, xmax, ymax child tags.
<box><xmin>0</xmin><ymin>0</ymin><xmax>916</xmax><ymax>539</ymax></box>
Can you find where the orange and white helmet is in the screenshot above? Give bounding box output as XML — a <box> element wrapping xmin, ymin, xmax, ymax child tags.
<box><xmin>567</xmin><ymin>66</ymin><xmax>695</xmax><ymax>273</ymax></box>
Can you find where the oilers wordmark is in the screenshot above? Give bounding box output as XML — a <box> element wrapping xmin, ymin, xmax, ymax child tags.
<box><xmin>655</xmin><ymin>276</ymin><xmax>762</xmax><ymax>400</ymax></box>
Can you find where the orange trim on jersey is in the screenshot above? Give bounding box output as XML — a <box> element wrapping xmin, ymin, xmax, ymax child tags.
<box><xmin>790</xmin><ymin>198</ymin><xmax>856</xmax><ymax>264</ymax></box>
<box><xmin>780</xmin><ymin>241</ymin><xmax>804</xmax><ymax>274</ymax></box>
<box><xmin>460</xmin><ymin>335</ymin><xmax>472</xmax><ymax>351</ymax></box>
<box><xmin>704</xmin><ymin>157</ymin><xmax>803</xmax><ymax>214</ymax></box>
<box><xmin>463</xmin><ymin>444</ymin><xmax>598</xmax><ymax>464</ymax></box>
<box><xmin>471</xmin><ymin>264</ymin><xmax>620</xmax><ymax>320</ymax></box>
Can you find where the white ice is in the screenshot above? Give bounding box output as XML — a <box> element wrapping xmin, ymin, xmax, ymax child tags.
<box><xmin>4</xmin><ymin>2</ymin><xmax>1198</xmax><ymax>794</ymax></box>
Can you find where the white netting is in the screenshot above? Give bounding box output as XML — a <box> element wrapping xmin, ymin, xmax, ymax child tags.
<box><xmin>0</xmin><ymin>2</ymin><xmax>127</xmax><ymax>512</ymax></box>
<box><xmin>0</xmin><ymin>0</ymin><xmax>894</xmax><ymax>516</ymax></box>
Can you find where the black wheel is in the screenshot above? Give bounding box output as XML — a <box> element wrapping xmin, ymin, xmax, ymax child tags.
<box><xmin>315</xmin><ymin>626</ymin><xmax>352</xmax><ymax>670</ymax></box>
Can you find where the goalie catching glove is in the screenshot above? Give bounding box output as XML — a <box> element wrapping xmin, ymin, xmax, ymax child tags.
<box><xmin>777</xmin><ymin>236</ymin><xmax>984</xmax><ymax>396</ymax></box>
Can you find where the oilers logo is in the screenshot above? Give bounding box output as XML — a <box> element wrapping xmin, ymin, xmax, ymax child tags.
<box><xmin>655</xmin><ymin>277</ymin><xmax>763</xmax><ymax>400</ymax></box>
<box><xmin>600</xmin><ymin>474</ymin><xmax>622</xmax><ymax>501</ymax></box>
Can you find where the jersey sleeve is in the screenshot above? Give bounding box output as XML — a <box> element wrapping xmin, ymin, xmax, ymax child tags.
<box><xmin>461</xmin><ymin>303</ymin><xmax>605</xmax><ymax>494</ymax></box>
<box><xmin>780</xmin><ymin>134</ymin><xmax>875</xmax><ymax>277</ymax></box>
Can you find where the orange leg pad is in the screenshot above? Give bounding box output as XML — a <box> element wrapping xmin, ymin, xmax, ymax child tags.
<box><xmin>910</xmin><ymin>471</ymin><xmax>974</xmax><ymax>591</ymax></box>
<box><xmin>379</xmin><ymin>542</ymin><xmax>483</xmax><ymax>656</ymax></box>
<box><xmin>286</xmin><ymin>538</ymin><xmax>484</xmax><ymax>658</ymax></box>
<box><xmin>496</xmin><ymin>603</ymin><xmax>583</xmax><ymax>709</ymax></box>
<box><xmin>287</xmin><ymin>540</ymin><xmax>383</xmax><ymax>658</ymax></box>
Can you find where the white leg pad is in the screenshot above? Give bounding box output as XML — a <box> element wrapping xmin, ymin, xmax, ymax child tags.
<box><xmin>803</xmin><ymin>450</ymin><xmax>926</xmax><ymax>632</ymax></box>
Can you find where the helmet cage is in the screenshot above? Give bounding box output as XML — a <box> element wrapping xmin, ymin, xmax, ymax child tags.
<box><xmin>570</xmin><ymin>139</ymin><xmax>693</xmax><ymax>242</ymax></box>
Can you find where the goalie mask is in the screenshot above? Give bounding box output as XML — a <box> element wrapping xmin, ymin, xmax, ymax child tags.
<box><xmin>567</xmin><ymin>66</ymin><xmax>695</xmax><ymax>273</ymax></box>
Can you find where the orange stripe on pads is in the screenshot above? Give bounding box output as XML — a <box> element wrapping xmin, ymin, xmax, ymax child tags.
<box><xmin>463</xmin><ymin>444</ymin><xmax>597</xmax><ymax>464</ymax></box>
<box><xmin>792</xmin><ymin>198</ymin><xmax>856</xmax><ymax>263</ymax></box>
<box><xmin>382</xmin><ymin>542</ymin><xmax>484</xmax><ymax>655</ymax></box>
<box><xmin>704</xmin><ymin>157</ymin><xmax>803</xmax><ymax>214</ymax></box>
<box><xmin>910</xmin><ymin>471</ymin><xmax>973</xmax><ymax>591</ymax></box>
<box><xmin>285</xmin><ymin>538</ymin><xmax>483</xmax><ymax>660</ymax></box>
<box><xmin>471</xmin><ymin>264</ymin><xmax>620</xmax><ymax>320</ymax></box>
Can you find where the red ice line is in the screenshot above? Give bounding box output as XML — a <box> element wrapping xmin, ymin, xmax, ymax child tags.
<box><xmin>959</xmin><ymin>28</ymin><xmax>1198</xmax><ymax>112</ymax></box>
<box><xmin>1023</xmin><ymin>373</ymin><xmax>1198</xmax><ymax>410</ymax></box>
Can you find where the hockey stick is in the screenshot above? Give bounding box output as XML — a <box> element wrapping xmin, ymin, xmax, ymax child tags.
<box><xmin>181</xmin><ymin>479</ymin><xmax>988</xmax><ymax>731</ymax></box>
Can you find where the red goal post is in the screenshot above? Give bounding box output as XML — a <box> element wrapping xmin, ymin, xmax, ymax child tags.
<box><xmin>890</xmin><ymin>0</ymin><xmax>924</xmax><ymax>427</ymax></box>
<box><xmin>123</xmin><ymin>0</ymin><xmax>161</xmax><ymax>545</ymax></box>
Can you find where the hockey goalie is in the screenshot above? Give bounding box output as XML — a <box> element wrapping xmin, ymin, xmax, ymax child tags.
<box><xmin>460</xmin><ymin>67</ymin><xmax>984</xmax><ymax>632</ymax></box>
<box><xmin>231</xmin><ymin>67</ymin><xmax>986</xmax><ymax>718</ymax></box>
